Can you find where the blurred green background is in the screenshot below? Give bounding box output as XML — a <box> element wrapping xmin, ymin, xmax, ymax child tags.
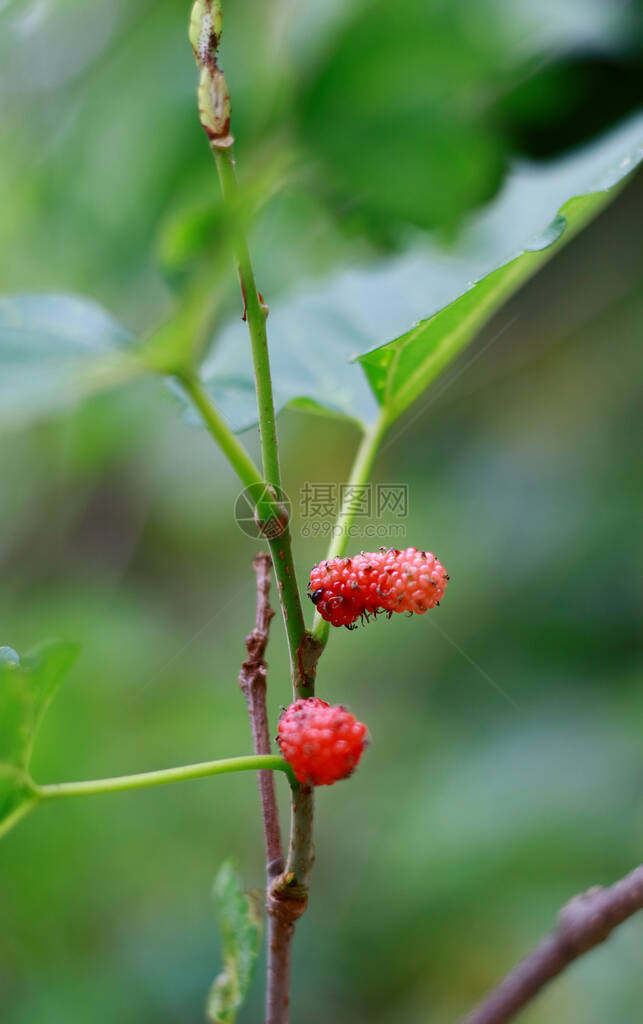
<box><xmin>1</xmin><ymin>0</ymin><xmax>642</xmax><ymax>1021</ymax></box>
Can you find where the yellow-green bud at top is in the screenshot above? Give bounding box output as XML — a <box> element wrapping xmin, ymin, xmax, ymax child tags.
<box><xmin>189</xmin><ymin>0</ymin><xmax>222</xmax><ymax>67</ymax></box>
<box><xmin>197</xmin><ymin>65</ymin><xmax>231</xmax><ymax>144</ymax></box>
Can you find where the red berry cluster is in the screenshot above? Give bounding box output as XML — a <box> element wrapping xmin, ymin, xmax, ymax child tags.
<box><xmin>277</xmin><ymin>697</ymin><xmax>368</xmax><ymax>786</ymax></box>
<box><xmin>309</xmin><ymin>547</ymin><xmax>449</xmax><ymax>628</ymax></box>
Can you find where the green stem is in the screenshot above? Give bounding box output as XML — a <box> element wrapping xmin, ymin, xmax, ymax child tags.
<box><xmin>213</xmin><ymin>147</ymin><xmax>281</xmax><ymax>490</ymax></box>
<box><xmin>179</xmin><ymin>374</ymin><xmax>266</xmax><ymax>504</ymax></box>
<box><xmin>210</xmin><ymin>145</ymin><xmax>318</xmax><ymax>700</ymax></box>
<box><xmin>36</xmin><ymin>754</ymin><xmax>296</xmax><ymax>800</ymax></box>
<box><xmin>311</xmin><ymin>414</ymin><xmax>389</xmax><ymax>646</ymax></box>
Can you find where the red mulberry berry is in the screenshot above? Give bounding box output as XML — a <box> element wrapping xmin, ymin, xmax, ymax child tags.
<box><xmin>277</xmin><ymin>697</ymin><xmax>368</xmax><ymax>786</ymax></box>
<box><xmin>309</xmin><ymin>548</ymin><xmax>448</xmax><ymax>626</ymax></box>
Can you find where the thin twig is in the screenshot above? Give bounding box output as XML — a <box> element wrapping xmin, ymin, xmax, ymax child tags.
<box><xmin>238</xmin><ymin>553</ymin><xmax>283</xmax><ymax>879</ymax></box>
<box><xmin>35</xmin><ymin>754</ymin><xmax>294</xmax><ymax>799</ymax></box>
<box><xmin>460</xmin><ymin>864</ymin><xmax>643</xmax><ymax>1024</ymax></box>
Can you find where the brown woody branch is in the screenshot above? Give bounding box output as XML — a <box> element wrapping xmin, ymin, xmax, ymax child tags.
<box><xmin>240</xmin><ymin>553</ymin><xmax>306</xmax><ymax>1024</ymax></box>
<box><xmin>239</xmin><ymin>552</ymin><xmax>283</xmax><ymax>878</ymax></box>
<box><xmin>239</xmin><ymin>553</ymin><xmax>317</xmax><ymax>1023</ymax></box>
<box><xmin>461</xmin><ymin>863</ymin><xmax>643</xmax><ymax>1024</ymax></box>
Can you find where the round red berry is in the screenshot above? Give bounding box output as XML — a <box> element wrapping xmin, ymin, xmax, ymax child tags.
<box><xmin>309</xmin><ymin>557</ymin><xmax>365</xmax><ymax>628</ymax></box>
<box><xmin>277</xmin><ymin>697</ymin><xmax>368</xmax><ymax>786</ymax></box>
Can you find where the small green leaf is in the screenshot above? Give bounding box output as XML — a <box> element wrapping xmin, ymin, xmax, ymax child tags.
<box><xmin>207</xmin><ymin>860</ymin><xmax>263</xmax><ymax>1024</ymax></box>
<box><xmin>0</xmin><ymin>294</ymin><xmax>139</xmax><ymax>431</ymax></box>
<box><xmin>200</xmin><ymin>113</ymin><xmax>643</xmax><ymax>434</ymax></box>
<box><xmin>0</xmin><ymin>641</ymin><xmax>78</xmax><ymax>839</ymax></box>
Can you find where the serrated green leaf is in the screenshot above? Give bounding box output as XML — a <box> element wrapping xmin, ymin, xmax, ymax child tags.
<box><xmin>0</xmin><ymin>641</ymin><xmax>78</xmax><ymax>839</ymax></box>
<box><xmin>199</xmin><ymin>113</ymin><xmax>643</xmax><ymax>434</ymax></box>
<box><xmin>0</xmin><ymin>294</ymin><xmax>140</xmax><ymax>431</ymax></box>
<box><xmin>207</xmin><ymin>860</ymin><xmax>263</xmax><ymax>1024</ymax></box>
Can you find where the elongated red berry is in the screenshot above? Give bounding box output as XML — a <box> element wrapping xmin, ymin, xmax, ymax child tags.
<box><xmin>309</xmin><ymin>547</ymin><xmax>448</xmax><ymax>626</ymax></box>
<box><xmin>277</xmin><ymin>697</ymin><xmax>368</xmax><ymax>786</ymax></box>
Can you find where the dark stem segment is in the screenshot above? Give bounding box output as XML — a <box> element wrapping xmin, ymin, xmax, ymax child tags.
<box><xmin>265</xmin><ymin>783</ymin><xmax>314</xmax><ymax>1024</ymax></box>
<box><xmin>460</xmin><ymin>863</ymin><xmax>643</xmax><ymax>1024</ymax></box>
<box><xmin>266</xmin><ymin>911</ymin><xmax>296</xmax><ymax>1024</ymax></box>
<box><xmin>238</xmin><ymin>553</ymin><xmax>283</xmax><ymax>878</ymax></box>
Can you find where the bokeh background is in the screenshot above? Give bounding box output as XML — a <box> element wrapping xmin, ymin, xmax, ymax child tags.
<box><xmin>1</xmin><ymin>0</ymin><xmax>642</xmax><ymax>1021</ymax></box>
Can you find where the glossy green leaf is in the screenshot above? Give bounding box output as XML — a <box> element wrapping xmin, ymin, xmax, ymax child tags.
<box><xmin>0</xmin><ymin>641</ymin><xmax>79</xmax><ymax>839</ymax></box>
<box><xmin>357</xmin><ymin>116</ymin><xmax>643</xmax><ymax>423</ymax></box>
<box><xmin>207</xmin><ymin>860</ymin><xmax>263</xmax><ymax>1024</ymax></box>
<box><xmin>0</xmin><ymin>294</ymin><xmax>138</xmax><ymax>431</ymax></box>
<box><xmin>201</xmin><ymin>113</ymin><xmax>643</xmax><ymax>433</ymax></box>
